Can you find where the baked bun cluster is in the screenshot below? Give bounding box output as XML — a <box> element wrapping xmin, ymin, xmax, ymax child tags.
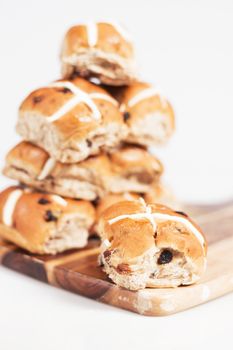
<box><xmin>0</xmin><ymin>19</ymin><xmax>206</xmax><ymax>290</ymax></box>
<box><xmin>4</xmin><ymin>142</ymin><xmax>163</xmax><ymax>200</ymax></box>
<box><xmin>98</xmin><ymin>199</ymin><xmax>207</xmax><ymax>290</ymax></box>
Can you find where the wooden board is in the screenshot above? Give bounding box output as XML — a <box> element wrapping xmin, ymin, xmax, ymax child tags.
<box><xmin>0</xmin><ymin>201</ymin><xmax>232</xmax><ymax>316</ymax></box>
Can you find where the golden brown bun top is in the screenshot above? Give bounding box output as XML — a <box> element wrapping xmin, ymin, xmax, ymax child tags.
<box><xmin>110</xmin><ymin>146</ymin><xmax>163</xmax><ymax>173</ymax></box>
<box><xmin>98</xmin><ymin>200</ymin><xmax>207</xmax><ymax>260</ymax></box>
<box><xmin>6</xmin><ymin>141</ymin><xmax>48</xmax><ymax>176</ymax></box>
<box><xmin>95</xmin><ymin>184</ymin><xmax>173</xmax><ymax>221</ymax></box>
<box><xmin>116</xmin><ymin>82</ymin><xmax>150</xmax><ymax>102</ymax></box>
<box><xmin>115</xmin><ymin>81</ymin><xmax>175</xmax><ymax>129</ymax></box>
<box><xmin>5</xmin><ymin>140</ymin><xmax>110</xmax><ymax>179</ymax></box>
<box><xmin>19</xmin><ymin>77</ymin><xmax>123</xmax><ymax>139</ymax></box>
<box><xmin>20</xmin><ymin>77</ymin><xmax>106</xmax><ymax>111</ymax></box>
<box><xmin>5</xmin><ymin>141</ymin><xmax>163</xmax><ymax>181</ymax></box>
<box><xmin>95</xmin><ymin>193</ymin><xmax>140</xmax><ymax>219</ymax></box>
<box><xmin>0</xmin><ymin>186</ymin><xmax>96</xmax><ymax>247</ymax></box>
<box><xmin>99</xmin><ymin>200</ymin><xmax>156</xmax><ymax>258</ymax></box>
<box><xmin>62</xmin><ymin>22</ymin><xmax>134</xmax><ymax>59</ymax></box>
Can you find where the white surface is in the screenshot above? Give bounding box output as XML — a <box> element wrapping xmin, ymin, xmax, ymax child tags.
<box><xmin>0</xmin><ymin>0</ymin><xmax>232</xmax><ymax>349</ymax></box>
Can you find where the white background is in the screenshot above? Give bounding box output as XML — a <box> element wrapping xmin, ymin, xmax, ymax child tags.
<box><xmin>0</xmin><ymin>0</ymin><xmax>232</xmax><ymax>349</ymax></box>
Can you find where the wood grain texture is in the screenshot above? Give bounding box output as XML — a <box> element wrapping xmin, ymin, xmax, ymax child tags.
<box><xmin>0</xmin><ymin>201</ymin><xmax>232</xmax><ymax>316</ymax></box>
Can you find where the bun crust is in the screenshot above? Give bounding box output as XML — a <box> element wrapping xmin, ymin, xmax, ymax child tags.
<box><xmin>143</xmin><ymin>183</ymin><xmax>178</xmax><ymax>208</ymax></box>
<box><xmin>114</xmin><ymin>82</ymin><xmax>175</xmax><ymax>147</ymax></box>
<box><xmin>61</xmin><ymin>22</ymin><xmax>137</xmax><ymax>85</ymax></box>
<box><xmin>4</xmin><ymin>142</ymin><xmax>163</xmax><ymax>200</ymax></box>
<box><xmin>16</xmin><ymin>77</ymin><xmax>127</xmax><ymax>163</ymax></box>
<box><xmin>98</xmin><ymin>199</ymin><xmax>207</xmax><ymax>290</ymax></box>
<box><xmin>94</xmin><ymin>183</ymin><xmax>175</xmax><ymax>228</ymax></box>
<box><xmin>95</xmin><ymin>193</ymin><xmax>140</xmax><ymax>220</ymax></box>
<box><xmin>0</xmin><ymin>186</ymin><xmax>95</xmax><ymax>254</ymax></box>
<box><xmin>93</xmin><ymin>182</ymin><xmax>174</xmax><ymax>235</ymax></box>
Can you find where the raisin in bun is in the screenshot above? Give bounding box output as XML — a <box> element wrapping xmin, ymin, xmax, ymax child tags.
<box><xmin>4</xmin><ymin>142</ymin><xmax>162</xmax><ymax>200</ymax></box>
<box><xmin>0</xmin><ymin>186</ymin><xmax>95</xmax><ymax>254</ymax></box>
<box><xmin>98</xmin><ymin>199</ymin><xmax>207</xmax><ymax>290</ymax></box>
<box><xmin>61</xmin><ymin>21</ymin><xmax>137</xmax><ymax>86</ymax></box>
<box><xmin>16</xmin><ymin>77</ymin><xmax>127</xmax><ymax>163</ymax></box>
<box><xmin>114</xmin><ymin>82</ymin><xmax>175</xmax><ymax>147</ymax></box>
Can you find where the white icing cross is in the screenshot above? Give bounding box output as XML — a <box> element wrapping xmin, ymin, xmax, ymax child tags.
<box><xmin>152</xmin><ymin>212</ymin><xmax>205</xmax><ymax>248</ymax></box>
<box><xmin>2</xmin><ymin>188</ymin><xmax>67</xmax><ymax>227</ymax></box>
<box><xmin>108</xmin><ymin>204</ymin><xmax>205</xmax><ymax>249</ymax></box>
<box><xmin>89</xmin><ymin>92</ymin><xmax>118</xmax><ymax>106</ymax></box>
<box><xmin>51</xmin><ymin>195</ymin><xmax>67</xmax><ymax>207</ymax></box>
<box><xmin>46</xmin><ymin>81</ymin><xmax>101</xmax><ymax>123</ymax></box>
<box><xmin>109</xmin><ymin>212</ymin><xmax>157</xmax><ymax>233</ymax></box>
<box><xmin>86</xmin><ymin>21</ymin><xmax>98</xmax><ymax>47</ymax></box>
<box><xmin>2</xmin><ymin>189</ymin><xmax>23</xmax><ymax>226</ymax></box>
<box><xmin>37</xmin><ymin>158</ymin><xmax>56</xmax><ymax>180</ymax></box>
<box><xmin>127</xmin><ymin>88</ymin><xmax>168</xmax><ymax>109</ymax></box>
<box><xmin>45</xmin><ymin>81</ymin><xmax>118</xmax><ymax>123</ymax></box>
<box><xmin>109</xmin><ymin>199</ymin><xmax>157</xmax><ymax>232</ymax></box>
<box><xmin>108</xmin><ymin>21</ymin><xmax>132</xmax><ymax>42</ymax></box>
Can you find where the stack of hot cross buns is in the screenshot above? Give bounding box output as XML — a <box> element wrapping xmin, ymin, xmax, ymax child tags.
<box><xmin>0</xmin><ymin>22</ymin><xmax>207</xmax><ymax>289</ymax></box>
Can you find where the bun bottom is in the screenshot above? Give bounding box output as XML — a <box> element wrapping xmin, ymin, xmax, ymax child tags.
<box><xmin>62</xmin><ymin>49</ymin><xmax>137</xmax><ymax>86</ymax></box>
<box><xmin>100</xmin><ymin>245</ymin><xmax>203</xmax><ymax>291</ymax></box>
<box><xmin>4</xmin><ymin>165</ymin><xmax>158</xmax><ymax>201</ymax></box>
<box><xmin>16</xmin><ymin>115</ymin><xmax>126</xmax><ymax>163</ymax></box>
<box><xmin>0</xmin><ymin>218</ymin><xmax>89</xmax><ymax>255</ymax></box>
<box><xmin>124</xmin><ymin>112</ymin><xmax>173</xmax><ymax>147</ymax></box>
<box><xmin>3</xmin><ymin>165</ymin><xmax>104</xmax><ymax>201</ymax></box>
